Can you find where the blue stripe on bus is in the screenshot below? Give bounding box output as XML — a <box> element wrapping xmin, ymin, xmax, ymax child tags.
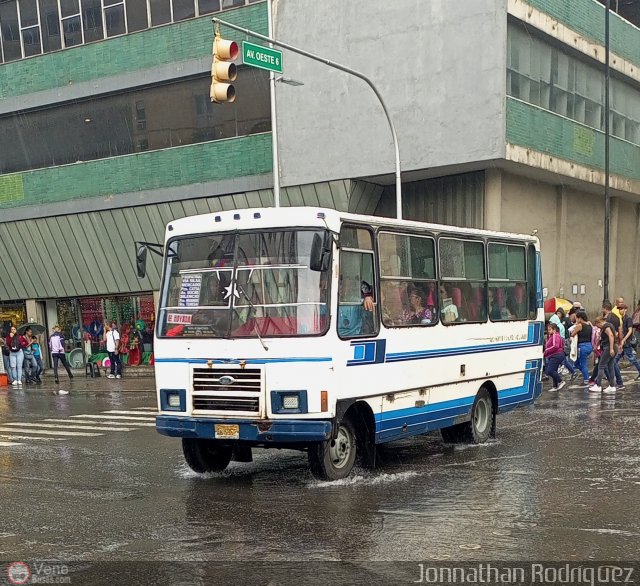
<box><xmin>383</xmin><ymin>321</ymin><xmax>543</xmax><ymax>365</ymax></box>
<box><xmin>154</xmin><ymin>357</ymin><xmax>333</xmax><ymax>364</ymax></box>
<box><xmin>373</xmin><ymin>359</ymin><xmax>542</xmax><ymax>443</ymax></box>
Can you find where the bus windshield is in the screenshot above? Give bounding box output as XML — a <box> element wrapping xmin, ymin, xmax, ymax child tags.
<box><xmin>157</xmin><ymin>229</ymin><xmax>330</xmax><ymax>338</ymax></box>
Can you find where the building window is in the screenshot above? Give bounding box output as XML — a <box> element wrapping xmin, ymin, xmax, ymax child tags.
<box><xmin>0</xmin><ymin>0</ymin><xmax>264</xmax><ymax>60</ymax></box>
<box><xmin>0</xmin><ymin>69</ymin><xmax>271</xmax><ymax>174</ymax></box>
<box><xmin>507</xmin><ymin>22</ymin><xmax>640</xmax><ymax>146</ymax></box>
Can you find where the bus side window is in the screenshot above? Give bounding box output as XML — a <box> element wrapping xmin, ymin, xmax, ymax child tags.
<box><xmin>338</xmin><ymin>226</ymin><xmax>377</xmax><ymax>338</ymax></box>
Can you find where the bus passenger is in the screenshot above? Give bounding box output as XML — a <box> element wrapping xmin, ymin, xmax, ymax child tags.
<box><xmin>404</xmin><ymin>284</ymin><xmax>436</xmax><ymax>325</ymax></box>
<box><xmin>338</xmin><ymin>278</ymin><xmax>374</xmax><ymax>337</ymax></box>
<box><xmin>440</xmin><ymin>284</ymin><xmax>459</xmax><ymax>324</ymax></box>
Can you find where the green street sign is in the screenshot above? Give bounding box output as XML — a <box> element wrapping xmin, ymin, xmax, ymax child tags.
<box><xmin>242</xmin><ymin>41</ymin><xmax>283</xmax><ymax>74</ymax></box>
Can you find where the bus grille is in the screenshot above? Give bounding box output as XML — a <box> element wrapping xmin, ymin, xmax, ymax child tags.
<box><xmin>193</xmin><ymin>367</ymin><xmax>261</xmax><ymax>392</ymax></box>
<box><xmin>193</xmin><ymin>396</ymin><xmax>259</xmax><ymax>412</ymax></box>
<box><xmin>192</xmin><ymin>367</ymin><xmax>262</xmax><ymax>415</ymax></box>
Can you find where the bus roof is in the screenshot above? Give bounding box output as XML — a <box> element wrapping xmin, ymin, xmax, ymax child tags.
<box><xmin>165</xmin><ymin>207</ymin><xmax>539</xmax><ymax>245</ymax></box>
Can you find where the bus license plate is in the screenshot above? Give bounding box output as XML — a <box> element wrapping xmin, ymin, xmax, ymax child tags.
<box><xmin>215</xmin><ymin>424</ymin><xmax>239</xmax><ymax>440</ymax></box>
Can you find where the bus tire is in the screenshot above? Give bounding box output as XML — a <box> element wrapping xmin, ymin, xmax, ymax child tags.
<box><xmin>182</xmin><ymin>438</ymin><xmax>233</xmax><ymax>473</ymax></box>
<box><xmin>465</xmin><ymin>388</ymin><xmax>494</xmax><ymax>444</ymax></box>
<box><xmin>308</xmin><ymin>417</ymin><xmax>357</xmax><ymax>481</ymax></box>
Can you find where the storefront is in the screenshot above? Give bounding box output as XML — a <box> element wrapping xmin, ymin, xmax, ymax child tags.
<box><xmin>55</xmin><ymin>293</ymin><xmax>156</xmax><ymax>366</ymax></box>
<box><xmin>0</xmin><ymin>301</ymin><xmax>27</xmax><ymax>335</ymax></box>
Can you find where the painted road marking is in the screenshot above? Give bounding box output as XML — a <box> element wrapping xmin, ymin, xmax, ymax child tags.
<box><xmin>2</xmin><ymin>422</ymin><xmax>134</xmax><ymax>432</ymax></box>
<box><xmin>0</xmin><ymin>441</ymin><xmax>23</xmax><ymax>446</ymax></box>
<box><xmin>101</xmin><ymin>410</ymin><xmax>157</xmax><ymax>416</ymax></box>
<box><xmin>0</xmin><ymin>427</ymin><xmax>102</xmax><ymax>437</ymax></box>
<box><xmin>44</xmin><ymin>419</ymin><xmax>155</xmax><ymax>427</ymax></box>
<box><xmin>0</xmin><ymin>434</ymin><xmax>65</xmax><ymax>441</ymax></box>
<box><xmin>70</xmin><ymin>415</ymin><xmax>155</xmax><ymax>421</ymax></box>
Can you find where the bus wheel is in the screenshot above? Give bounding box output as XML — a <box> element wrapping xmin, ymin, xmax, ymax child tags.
<box><xmin>466</xmin><ymin>388</ymin><xmax>493</xmax><ymax>444</ymax></box>
<box><xmin>182</xmin><ymin>438</ymin><xmax>233</xmax><ymax>473</ymax></box>
<box><xmin>308</xmin><ymin>417</ymin><xmax>357</xmax><ymax>481</ymax></box>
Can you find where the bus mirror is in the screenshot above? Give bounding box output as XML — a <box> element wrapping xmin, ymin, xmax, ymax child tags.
<box><xmin>136</xmin><ymin>246</ymin><xmax>148</xmax><ymax>278</ymax></box>
<box><xmin>310</xmin><ymin>232</ymin><xmax>331</xmax><ymax>272</ymax></box>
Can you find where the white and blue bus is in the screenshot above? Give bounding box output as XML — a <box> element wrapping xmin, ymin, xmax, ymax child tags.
<box><xmin>143</xmin><ymin>207</ymin><xmax>544</xmax><ymax>480</ymax></box>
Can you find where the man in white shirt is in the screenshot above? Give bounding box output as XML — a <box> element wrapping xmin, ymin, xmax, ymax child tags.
<box><xmin>105</xmin><ymin>322</ymin><xmax>122</xmax><ymax>379</ymax></box>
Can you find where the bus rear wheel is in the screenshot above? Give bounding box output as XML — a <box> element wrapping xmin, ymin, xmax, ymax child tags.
<box><xmin>441</xmin><ymin>388</ymin><xmax>494</xmax><ymax>445</ymax></box>
<box><xmin>182</xmin><ymin>438</ymin><xmax>233</xmax><ymax>473</ymax></box>
<box><xmin>467</xmin><ymin>388</ymin><xmax>493</xmax><ymax>443</ymax></box>
<box><xmin>308</xmin><ymin>417</ymin><xmax>357</xmax><ymax>481</ymax></box>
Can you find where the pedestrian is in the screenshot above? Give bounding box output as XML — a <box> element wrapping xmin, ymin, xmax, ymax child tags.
<box><xmin>549</xmin><ymin>308</ymin><xmax>566</xmax><ymax>337</ymax></box>
<box><xmin>632</xmin><ymin>302</ymin><xmax>640</xmax><ymax>332</ymax></box>
<box><xmin>30</xmin><ymin>335</ymin><xmax>43</xmax><ymax>384</ymax></box>
<box><xmin>1</xmin><ymin>330</ymin><xmax>13</xmax><ymax>384</ymax></box>
<box><xmin>589</xmin><ymin>316</ymin><xmax>617</xmax><ymax>394</ymax></box>
<box><xmin>544</xmin><ymin>322</ymin><xmax>566</xmax><ymax>391</ymax></box>
<box><xmin>105</xmin><ymin>321</ymin><xmax>122</xmax><ymax>379</ymax></box>
<box><xmin>6</xmin><ymin>325</ymin><xmax>29</xmax><ymax>386</ymax></box>
<box><xmin>569</xmin><ymin>310</ymin><xmax>593</xmax><ymax>385</ymax></box>
<box><xmin>615</xmin><ymin>303</ymin><xmax>640</xmax><ymax>381</ymax></box>
<box><xmin>21</xmin><ymin>327</ymin><xmax>37</xmax><ymax>384</ymax></box>
<box><xmin>49</xmin><ymin>324</ymin><xmax>73</xmax><ymax>384</ymax></box>
<box><xmin>602</xmin><ymin>300</ymin><xmax>624</xmax><ymax>389</ymax></box>
<box><xmin>561</xmin><ymin>307</ymin><xmax>578</xmax><ymax>380</ymax></box>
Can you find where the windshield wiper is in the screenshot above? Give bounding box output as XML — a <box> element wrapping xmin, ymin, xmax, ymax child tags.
<box><xmin>236</xmin><ymin>284</ymin><xmax>269</xmax><ymax>352</ymax></box>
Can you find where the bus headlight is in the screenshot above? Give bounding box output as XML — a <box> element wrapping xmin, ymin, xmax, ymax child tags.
<box><xmin>282</xmin><ymin>395</ymin><xmax>299</xmax><ymax>409</ymax></box>
<box><xmin>161</xmin><ymin>389</ymin><xmax>186</xmax><ymax>411</ymax></box>
<box><xmin>270</xmin><ymin>391</ymin><xmax>307</xmax><ymax>414</ymax></box>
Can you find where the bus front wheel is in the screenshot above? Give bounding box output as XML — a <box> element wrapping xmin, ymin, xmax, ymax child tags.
<box><xmin>182</xmin><ymin>438</ymin><xmax>233</xmax><ymax>473</ymax></box>
<box><xmin>308</xmin><ymin>417</ymin><xmax>357</xmax><ymax>481</ymax></box>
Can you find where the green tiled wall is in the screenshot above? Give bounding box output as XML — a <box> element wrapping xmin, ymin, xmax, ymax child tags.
<box><xmin>0</xmin><ymin>4</ymin><xmax>267</xmax><ymax>100</ymax></box>
<box><xmin>0</xmin><ymin>133</ymin><xmax>273</xmax><ymax>209</ymax></box>
<box><xmin>525</xmin><ymin>0</ymin><xmax>640</xmax><ymax>67</ymax></box>
<box><xmin>506</xmin><ymin>97</ymin><xmax>640</xmax><ymax>181</ymax></box>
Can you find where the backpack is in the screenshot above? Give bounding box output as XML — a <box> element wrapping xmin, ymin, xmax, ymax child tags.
<box><xmin>591</xmin><ymin>326</ymin><xmax>601</xmax><ymax>355</ymax></box>
<box><xmin>10</xmin><ymin>335</ymin><xmax>20</xmax><ymax>352</ymax></box>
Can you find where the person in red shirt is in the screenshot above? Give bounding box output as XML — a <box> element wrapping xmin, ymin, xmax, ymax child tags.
<box><xmin>544</xmin><ymin>322</ymin><xmax>566</xmax><ymax>391</ymax></box>
<box><xmin>6</xmin><ymin>326</ymin><xmax>29</xmax><ymax>386</ymax></box>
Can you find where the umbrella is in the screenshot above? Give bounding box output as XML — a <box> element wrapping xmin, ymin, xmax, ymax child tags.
<box><xmin>544</xmin><ymin>298</ymin><xmax>573</xmax><ymax>314</ymax></box>
<box><xmin>17</xmin><ymin>323</ymin><xmax>46</xmax><ymax>335</ymax></box>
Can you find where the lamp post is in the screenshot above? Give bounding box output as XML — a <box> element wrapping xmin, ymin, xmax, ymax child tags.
<box><xmin>603</xmin><ymin>0</ymin><xmax>611</xmax><ymax>302</ymax></box>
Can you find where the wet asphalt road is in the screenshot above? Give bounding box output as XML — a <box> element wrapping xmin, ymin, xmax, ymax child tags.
<box><xmin>0</xmin><ymin>370</ymin><xmax>639</xmax><ymax>583</ymax></box>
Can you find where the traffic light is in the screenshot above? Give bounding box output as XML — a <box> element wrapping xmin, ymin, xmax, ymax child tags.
<box><xmin>211</xmin><ymin>33</ymin><xmax>238</xmax><ymax>103</ymax></box>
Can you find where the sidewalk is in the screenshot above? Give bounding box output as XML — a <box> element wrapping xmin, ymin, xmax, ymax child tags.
<box><xmin>0</xmin><ymin>368</ymin><xmax>156</xmax><ymax>393</ymax></box>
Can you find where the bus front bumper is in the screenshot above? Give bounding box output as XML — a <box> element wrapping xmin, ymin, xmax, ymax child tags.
<box><xmin>156</xmin><ymin>415</ymin><xmax>332</xmax><ymax>443</ymax></box>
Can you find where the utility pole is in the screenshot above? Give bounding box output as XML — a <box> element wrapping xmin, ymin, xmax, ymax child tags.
<box><xmin>604</xmin><ymin>0</ymin><xmax>611</xmax><ymax>302</ymax></box>
<box><xmin>212</xmin><ymin>17</ymin><xmax>403</xmax><ymax>219</ymax></box>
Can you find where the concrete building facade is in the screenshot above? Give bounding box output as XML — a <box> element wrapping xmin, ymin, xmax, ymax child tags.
<box><xmin>0</xmin><ymin>0</ymin><xmax>639</xmax><ymax>356</ymax></box>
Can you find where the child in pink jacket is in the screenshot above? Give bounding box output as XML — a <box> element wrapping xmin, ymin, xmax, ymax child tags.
<box><xmin>544</xmin><ymin>322</ymin><xmax>565</xmax><ymax>391</ymax></box>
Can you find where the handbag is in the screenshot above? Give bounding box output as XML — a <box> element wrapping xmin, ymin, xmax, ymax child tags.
<box><xmin>630</xmin><ymin>333</ymin><xmax>638</xmax><ymax>349</ymax></box>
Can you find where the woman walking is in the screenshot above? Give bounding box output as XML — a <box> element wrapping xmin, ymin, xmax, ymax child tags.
<box><xmin>570</xmin><ymin>310</ymin><xmax>593</xmax><ymax>385</ymax></box>
<box><xmin>589</xmin><ymin>316</ymin><xmax>616</xmax><ymax>394</ymax></box>
<box><xmin>49</xmin><ymin>324</ymin><xmax>73</xmax><ymax>384</ymax></box>
<box><xmin>544</xmin><ymin>322</ymin><xmax>566</xmax><ymax>391</ymax></box>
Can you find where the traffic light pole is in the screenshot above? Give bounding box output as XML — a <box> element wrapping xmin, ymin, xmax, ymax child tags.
<box><xmin>266</xmin><ymin>0</ymin><xmax>281</xmax><ymax>208</ymax></box>
<box><xmin>212</xmin><ymin>17</ymin><xmax>403</xmax><ymax>220</ymax></box>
